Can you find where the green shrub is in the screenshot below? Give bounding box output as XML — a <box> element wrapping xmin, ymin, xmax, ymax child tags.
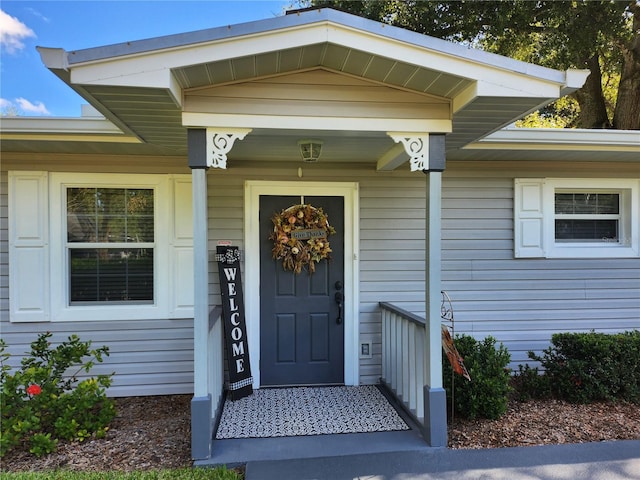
<box><xmin>523</xmin><ymin>330</ymin><xmax>640</xmax><ymax>404</ymax></box>
<box><xmin>511</xmin><ymin>363</ymin><xmax>552</xmax><ymax>401</ymax></box>
<box><xmin>0</xmin><ymin>333</ymin><xmax>115</xmax><ymax>457</ymax></box>
<box><xmin>442</xmin><ymin>334</ymin><xmax>511</xmax><ymax>420</ymax></box>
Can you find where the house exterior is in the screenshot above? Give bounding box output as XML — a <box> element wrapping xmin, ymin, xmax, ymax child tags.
<box><xmin>1</xmin><ymin>8</ymin><xmax>639</xmax><ymax>459</ymax></box>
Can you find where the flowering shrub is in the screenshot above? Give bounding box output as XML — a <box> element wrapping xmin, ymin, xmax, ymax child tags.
<box><xmin>0</xmin><ymin>332</ymin><xmax>115</xmax><ymax>457</ymax></box>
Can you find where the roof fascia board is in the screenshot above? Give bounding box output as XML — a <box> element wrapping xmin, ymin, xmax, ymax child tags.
<box><xmin>0</xmin><ymin>133</ymin><xmax>142</xmax><ymax>143</ymax></box>
<box><xmin>65</xmin><ymin>8</ymin><xmax>566</xmax><ymax>85</ymax></box>
<box><xmin>0</xmin><ymin>116</ymin><xmax>126</xmax><ymax>135</ymax></box>
<box><xmin>182</xmin><ymin>112</ymin><xmax>452</xmax><ymax>133</ymax></box>
<box><xmin>0</xmin><ymin>116</ymin><xmax>141</xmax><ymax>143</ymax></box>
<box><xmin>327</xmin><ymin>27</ymin><xmax>573</xmax><ymax>96</ymax></box>
<box><xmin>467</xmin><ymin>128</ymin><xmax>640</xmax><ymax>152</ymax></box>
<box><xmin>70</xmin><ymin>67</ymin><xmax>182</xmax><ymax>108</ymax></box>
<box><xmin>67</xmin><ymin>25</ymin><xmax>331</xmax><ymax>81</ymax></box>
<box><xmin>62</xmin><ymin>19</ymin><xmax>575</xmax><ymax>100</ymax></box>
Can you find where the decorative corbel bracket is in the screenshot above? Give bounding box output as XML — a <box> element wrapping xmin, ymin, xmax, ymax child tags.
<box><xmin>388</xmin><ymin>133</ymin><xmax>429</xmax><ymax>172</ymax></box>
<box><xmin>206</xmin><ymin>128</ymin><xmax>252</xmax><ymax>169</ymax></box>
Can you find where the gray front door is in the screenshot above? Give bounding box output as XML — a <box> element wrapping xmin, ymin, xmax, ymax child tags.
<box><xmin>259</xmin><ymin>195</ymin><xmax>345</xmax><ymax>386</ymax></box>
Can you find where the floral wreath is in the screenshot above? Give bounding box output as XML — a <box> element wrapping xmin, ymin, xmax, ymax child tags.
<box><xmin>270</xmin><ymin>204</ymin><xmax>336</xmax><ymax>274</ymax></box>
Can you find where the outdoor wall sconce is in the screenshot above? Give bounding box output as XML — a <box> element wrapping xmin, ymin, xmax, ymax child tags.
<box><xmin>298</xmin><ymin>139</ymin><xmax>323</xmax><ymax>162</ymax></box>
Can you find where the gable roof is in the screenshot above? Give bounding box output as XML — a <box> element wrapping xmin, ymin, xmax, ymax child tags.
<box><xmin>25</xmin><ymin>7</ymin><xmax>586</xmax><ymax>157</ymax></box>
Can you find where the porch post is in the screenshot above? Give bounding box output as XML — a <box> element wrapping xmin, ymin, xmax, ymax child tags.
<box><xmin>423</xmin><ymin>134</ymin><xmax>447</xmax><ymax>447</ymax></box>
<box><xmin>189</xmin><ymin>129</ymin><xmax>213</xmax><ymax>460</ymax></box>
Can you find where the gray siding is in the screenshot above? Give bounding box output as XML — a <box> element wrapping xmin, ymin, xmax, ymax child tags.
<box><xmin>206</xmin><ymin>163</ymin><xmax>427</xmax><ymax>385</ymax></box>
<box><xmin>440</xmin><ymin>167</ymin><xmax>640</xmax><ymax>369</ymax></box>
<box><xmin>2</xmin><ymin>157</ymin><xmax>639</xmax><ymax>394</ymax></box>
<box><xmin>0</xmin><ymin>157</ymin><xmax>195</xmax><ymax>397</ymax></box>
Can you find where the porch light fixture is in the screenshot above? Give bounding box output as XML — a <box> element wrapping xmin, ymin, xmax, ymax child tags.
<box><xmin>298</xmin><ymin>139</ymin><xmax>323</xmax><ymax>162</ymax></box>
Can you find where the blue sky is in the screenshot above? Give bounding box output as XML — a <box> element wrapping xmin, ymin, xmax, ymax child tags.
<box><xmin>1</xmin><ymin>1</ymin><xmax>292</xmax><ymax>117</ymax></box>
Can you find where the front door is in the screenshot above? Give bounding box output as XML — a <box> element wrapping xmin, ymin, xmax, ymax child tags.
<box><xmin>259</xmin><ymin>195</ymin><xmax>345</xmax><ymax>386</ymax></box>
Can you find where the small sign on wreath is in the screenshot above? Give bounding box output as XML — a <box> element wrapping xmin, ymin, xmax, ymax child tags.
<box><xmin>270</xmin><ymin>204</ymin><xmax>336</xmax><ymax>274</ymax></box>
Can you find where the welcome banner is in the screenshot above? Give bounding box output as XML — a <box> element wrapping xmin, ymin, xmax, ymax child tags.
<box><xmin>216</xmin><ymin>245</ymin><xmax>253</xmax><ymax>400</ymax></box>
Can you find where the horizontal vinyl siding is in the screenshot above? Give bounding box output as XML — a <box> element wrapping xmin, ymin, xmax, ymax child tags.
<box><xmin>207</xmin><ymin>163</ymin><xmax>426</xmax><ymax>385</ymax></box>
<box><xmin>359</xmin><ymin>175</ymin><xmax>426</xmax><ymax>383</ymax></box>
<box><xmin>0</xmin><ymin>157</ymin><xmax>194</xmax><ymax>397</ymax></box>
<box><xmin>185</xmin><ymin>70</ymin><xmax>449</xmax><ymax>121</ymax></box>
<box><xmin>441</xmin><ymin>165</ymin><xmax>640</xmax><ymax>369</ymax></box>
<box><xmin>3</xmin><ymin>156</ymin><xmax>639</xmax><ymax>393</ymax></box>
<box><xmin>0</xmin><ymin>320</ymin><xmax>194</xmax><ymax>396</ymax></box>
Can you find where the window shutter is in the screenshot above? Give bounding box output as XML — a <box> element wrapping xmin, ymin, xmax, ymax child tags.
<box><xmin>514</xmin><ymin>179</ymin><xmax>545</xmax><ymax>258</ymax></box>
<box><xmin>9</xmin><ymin>171</ymin><xmax>50</xmax><ymax>322</ymax></box>
<box><xmin>170</xmin><ymin>176</ymin><xmax>194</xmax><ymax>316</ymax></box>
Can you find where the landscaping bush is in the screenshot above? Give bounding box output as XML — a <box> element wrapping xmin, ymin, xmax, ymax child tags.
<box><xmin>442</xmin><ymin>334</ymin><xmax>511</xmax><ymax>420</ymax></box>
<box><xmin>1</xmin><ymin>333</ymin><xmax>115</xmax><ymax>457</ymax></box>
<box><xmin>511</xmin><ymin>363</ymin><xmax>551</xmax><ymax>402</ymax></box>
<box><xmin>520</xmin><ymin>330</ymin><xmax>640</xmax><ymax>404</ymax></box>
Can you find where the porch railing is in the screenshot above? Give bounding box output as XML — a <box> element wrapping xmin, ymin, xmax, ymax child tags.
<box><xmin>379</xmin><ymin>302</ymin><xmax>427</xmax><ymax>426</ymax></box>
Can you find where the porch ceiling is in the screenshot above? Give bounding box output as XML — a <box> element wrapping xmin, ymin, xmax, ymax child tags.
<box><xmin>25</xmin><ymin>8</ymin><xmax>584</xmax><ymax>165</ymax></box>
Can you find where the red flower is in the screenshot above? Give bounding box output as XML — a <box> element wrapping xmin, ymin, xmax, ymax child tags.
<box><xmin>26</xmin><ymin>384</ymin><xmax>42</xmax><ymax>396</ymax></box>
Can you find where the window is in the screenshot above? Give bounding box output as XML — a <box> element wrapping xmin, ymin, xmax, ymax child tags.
<box><xmin>554</xmin><ymin>192</ymin><xmax>620</xmax><ymax>243</ymax></box>
<box><xmin>9</xmin><ymin>171</ymin><xmax>193</xmax><ymax>322</ymax></box>
<box><xmin>67</xmin><ymin>187</ymin><xmax>155</xmax><ymax>304</ymax></box>
<box><xmin>515</xmin><ymin>178</ymin><xmax>639</xmax><ymax>258</ymax></box>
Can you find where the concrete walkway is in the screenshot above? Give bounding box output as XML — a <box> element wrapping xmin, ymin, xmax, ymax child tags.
<box><xmin>244</xmin><ymin>440</ymin><xmax>640</xmax><ymax>480</ymax></box>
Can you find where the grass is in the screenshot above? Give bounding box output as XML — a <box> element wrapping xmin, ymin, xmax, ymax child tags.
<box><xmin>0</xmin><ymin>467</ymin><xmax>242</xmax><ymax>480</ymax></box>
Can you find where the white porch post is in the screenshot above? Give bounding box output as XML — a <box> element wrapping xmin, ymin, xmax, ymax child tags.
<box><xmin>187</xmin><ymin>128</ymin><xmax>251</xmax><ymax>460</ymax></box>
<box><xmin>389</xmin><ymin>132</ymin><xmax>448</xmax><ymax>446</ymax></box>
<box><xmin>424</xmin><ymin>167</ymin><xmax>447</xmax><ymax>447</ymax></box>
<box><xmin>192</xmin><ymin>166</ymin><xmax>209</xmax><ymax>398</ymax></box>
<box><xmin>188</xmin><ymin>129</ymin><xmax>213</xmax><ymax>460</ymax></box>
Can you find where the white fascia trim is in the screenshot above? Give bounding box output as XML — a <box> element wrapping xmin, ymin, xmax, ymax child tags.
<box><xmin>561</xmin><ymin>69</ymin><xmax>590</xmax><ymax>95</ymax></box>
<box><xmin>61</xmin><ymin>20</ymin><xmax>572</xmax><ymax>100</ymax></box>
<box><xmin>0</xmin><ymin>116</ymin><xmax>122</xmax><ymax>134</ymax></box>
<box><xmin>64</xmin><ymin>8</ymin><xmax>565</xmax><ymax>85</ymax></box>
<box><xmin>0</xmin><ymin>117</ymin><xmax>142</xmax><ymax>143</ymax></box>
<box><xmin>328</xmin><ymin>27</ymin><xmax>568</xmax><ymax>98</ymax></box>
<box><xmin>469</xmin><ymin>128</ymin><xmax>640</xmax><ymax>152</ymax></box>
<box><xmin>65</xmin><ymin>25</ymin><xmax>331</xmax><ymax>87</ymax></box>
<box><xmin>183</xmin><ymin>112</ymin><xmax>452</xmax><ymax>133</ymax></box>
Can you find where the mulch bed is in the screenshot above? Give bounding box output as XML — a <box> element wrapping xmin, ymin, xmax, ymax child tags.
<box><xmin>2</xmin><ymin>394</ymin><xmax>639</xmax><ymax>472</ymax></box>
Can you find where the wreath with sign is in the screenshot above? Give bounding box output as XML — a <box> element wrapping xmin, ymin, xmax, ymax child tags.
<box><xmin>270</xmin><ymin>204</ymin><xmax>336</xmax><ymax>274</ymax></box>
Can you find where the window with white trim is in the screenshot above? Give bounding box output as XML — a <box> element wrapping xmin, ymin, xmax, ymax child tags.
<box><xmin>554</xmin><ymin>191</ymin><xmax>621</xmax><ymax>243</ymax></box>
<box><xmin>9</xmin><ymin>171</ymin><xmax>194</xmax><ymax>322</ymax></box>
<box><xmin>514</xmin><ymin>178</ymin><xmax>639</xmax><ymax>258</ymax></box>
<box><xmin>67</xmin><ymin>187</ymin><xmax>155</xmax><ymax>304</ymax></box>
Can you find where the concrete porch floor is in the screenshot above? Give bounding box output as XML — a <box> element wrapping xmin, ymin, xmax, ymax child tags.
<box><xmin>195</xmin><ymin>385</ymin><xmax>437</xmax><ymax>467</ymax></box>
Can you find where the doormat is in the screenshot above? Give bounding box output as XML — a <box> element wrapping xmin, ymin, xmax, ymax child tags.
<box><xmin>215</xmin><ymin>385</ymin><xmax>409</xmax><ymax>439</ymax></box>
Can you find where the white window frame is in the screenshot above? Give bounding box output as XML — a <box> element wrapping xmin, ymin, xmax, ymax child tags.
<box><xmin>515</xmin><ymin>178</ymin><xmax>639</xmax><ymax>259</ymax></box>
<box><xmin>9</xmin><ymin>171</ymin><xmax>193</xmax><ymax>323</ymax></box>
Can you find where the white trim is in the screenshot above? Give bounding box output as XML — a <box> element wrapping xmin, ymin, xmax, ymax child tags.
<box><xmin>8</xmin><ymin>171</ymin><xmax>50</xmax><ymax>322</ymax></box>
<box><xmin>48</xmin><ymin>172</ymin><xmax>193</xmax><ymax>321</ymax></box>
<box><xmin>470</xmin><ymin>128</ymin><xmax>640</xmax><ymax>152</ymax></box>
<box><xmin>542</xmin><ymin>179</ymin><xmax>639</xmax><ymax>258</ymax></box>
<box><xmin>515</xmin><ymin>178</ymin><xmax>640</xmax><ymax>259</ymax></box>
<box><xmin>244</xmin><ymin>180</ymin><xmax>360</xmax><ymax>388</ymax></box>
<box><xmin>183</xmin><ymin>112</ymin><xmax>452</xmax><ymax>134</ymax></box>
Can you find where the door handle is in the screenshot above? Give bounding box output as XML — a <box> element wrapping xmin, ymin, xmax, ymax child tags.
<box><xmin>334</xmin><ymin>291</ymin><xmax>343</xmax><ymax>325</ymax></box>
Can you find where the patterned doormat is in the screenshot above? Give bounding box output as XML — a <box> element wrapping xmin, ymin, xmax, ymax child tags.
<box><xmin>215</xmin><ymin>385</ymin><xmax>409</xmax><ymax>439</ymax></box>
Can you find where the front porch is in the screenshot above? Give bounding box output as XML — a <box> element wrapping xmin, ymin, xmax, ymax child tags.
<box><xmin>195</xmin><ymin>384</ymin><xmax>434</xmax><ymax>467</ymax></box>
<box><xmin>192</xmin><ymin>300</ymin><xmax>447</xmax><ymax>465</ymax></box>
